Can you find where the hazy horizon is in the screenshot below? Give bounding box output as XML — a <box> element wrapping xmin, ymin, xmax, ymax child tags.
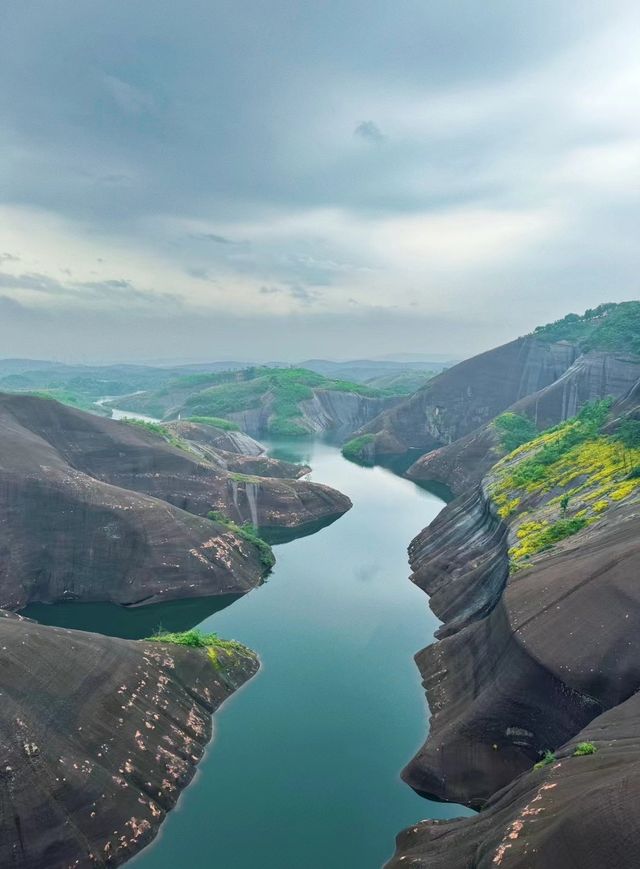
<box><xmin>2</xmin><ymin>2</ymin><xmax>639</xmax><ymax>361</ymax></box>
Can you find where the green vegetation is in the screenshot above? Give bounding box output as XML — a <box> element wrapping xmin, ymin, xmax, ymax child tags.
<box><xmin>533</xmin><ymin>750</ymin><xmax>557</xmax><ymax>770</ymax></box>
<box><xmin>508</xmin><ymin>399</ymin><xmax>613</xmax><ymax>488</ymax></box>
<box><xmin>20</xmin><ymin>388</ymin><xmax>108</xmax><ymax>414</ymax></box>
<box><xmin>615</xmin><ymin>419</ymin><xmax>640</xmax><ymax>450</ymax></box>
<box><xmin>181</xmin><ymin>367</ymin><xmax>397</xmax><ymax>437</ymax></box>
<box><xmin>523</xmin><ymin>516</ymin><xmax>588</xmax><ymax>554</ymax></box>
<box><xmin>494</xmin><ymin>412</ymin><xmax>538</xmax><ymax>452</ymax></box>
<box><xmin>490</xmin><ymin>399</ymin><xmax>640</xmax><ymax>569</ymax></box>
<box><xmin>187</xmin><ymin>416</ymin><xmax>240</xmax><ymax>431</ymax></box>
<box><xmin>145</xmin><ymin>628</ymin><xmax>251</xmax><ymax>667</ymax></box>
<box><xmin>119</xmin><ymin>418</ymin><xmax>190</xmax><ymax>451</ymax></box>
<box><xmin>207</xmin><ymin>510</ymin><xmax>275</xmax><ymax>571</ymax></box>
<box><xmin>532</xmin><ymin>301</ymin><xmax>640</xmax><ymax>355</ymax></box>
<box><xmin>341</xmin><ymin>433</ymin><xmax>376</xmax><ymax>463</ymax></box>
<box><xmin>573</xmin><ymin>742</ymin><xmax>598</xmax><ymax>756</ymax></box>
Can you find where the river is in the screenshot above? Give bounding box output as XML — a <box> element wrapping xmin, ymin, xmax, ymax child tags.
<box><xmin>24</xmin><ymin>437</ymin><xmax>470</xmax><ymax>867</ymax></box>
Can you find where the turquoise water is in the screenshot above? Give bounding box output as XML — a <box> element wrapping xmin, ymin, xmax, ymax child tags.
<box><xmin>28</xmin><ymin>439</ymin><xmax>470</xmax><ymax>867</ymax></box>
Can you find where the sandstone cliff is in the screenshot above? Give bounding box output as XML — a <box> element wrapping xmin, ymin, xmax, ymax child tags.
<box><xmin>0</xmin><ymin>394</ymin><xmax>350</xmax><ymax>608</ymax></box>
<box><xmin>0</xmin><ymin>611</ymin><xmax>258</xmax><ymax>869</ymax></box>
<box><xmin>391</xmin><ymin>380</ymin><xmax>640</xmax><ymax>866</ymax></box>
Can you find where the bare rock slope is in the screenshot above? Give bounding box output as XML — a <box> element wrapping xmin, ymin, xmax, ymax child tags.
<box><xmin>391</xmin><ymin>377</ymin><xmax>640</xmax><ymax>866</ymax></box>
<box><xmin>0</xmin><ymin>611</ymin><xmax>258</xmax><ymax>869</ymax></box>
<box><xmin>0</xmin><ymin>394</ymin><xmax>350</xmax><ymax>608</ymax></box>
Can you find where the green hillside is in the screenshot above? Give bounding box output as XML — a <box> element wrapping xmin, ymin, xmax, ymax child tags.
<box><xmin>532</xmin><ymin>301</ymin><xmax>640</xmax><ymax>354</ymax></box>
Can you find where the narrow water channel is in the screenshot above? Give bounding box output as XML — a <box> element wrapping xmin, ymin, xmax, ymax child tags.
<box><xmin>26</xmin><ymin>438</ymin><xmax>470</xmax><ymax>867</ymax></box>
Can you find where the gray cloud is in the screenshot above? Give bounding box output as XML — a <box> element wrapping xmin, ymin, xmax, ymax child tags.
<box><xmin>354</xmin><ymin>121</ymin><xmax>385</xmax><ymax>145</ymax></box>
<box><xmin>188</xmin><ymin>233</ymin><xmax>236</xmax><ymax>245</ymax></box>
<box><xmin>0</xmin><ymin>271</ymin><xmax>181</xmax><ymax>309</ymax></box>
<box><xmin>0</xmin><ymin>1</ymin><xmax>638</xmax><ymax>360</ymax></box>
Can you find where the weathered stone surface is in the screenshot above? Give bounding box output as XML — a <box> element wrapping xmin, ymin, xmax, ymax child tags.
<box><xmin>388</xmin><ymin>690</ymin><xmax>640</xmax><ymax>869</ymax></box>
<box><xmin>405</xmin><ymin>350</ymin><xmax>640</xmax><ymax>494</ymax></box>
<box><xmin>405</xmin><ymin>465</ymin><xmax>640</xmax><ymax>809</ymax></box>
<box><xmin>391</xmin><ymin>372</ymin><xmax>640</xmax><ymax>866</ymax></box>
<box><xmin>0</xmin><ymin>611</ymin><xmax>258</xmax><ymax>869</ymax></box>
<box><xmin>165</xmin><ymin>421</ymin><xmax>310</xmax><ymax>478</ymax></box>
<box><xmin>164</xmin><ymin>420</ymin><xmax>266</xmax><ymax>456</ymax></box>
<box><xmin>357</xmin><ymin>337</ymin><xmax>577</xmax><ymax>458</ymax></box>
<box><xmin>0</xmin><ymin>394</ymin><xmax>350</xmax><ymax>608</ymax></box>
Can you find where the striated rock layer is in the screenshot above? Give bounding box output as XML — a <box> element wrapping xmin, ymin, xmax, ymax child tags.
<box><xmin>0</xmin><ymin>394</ymin><xmax>350</xmax><ymax>608</ymax></box>
<box><xmin>355</xmin><ymin>336</ymin><xmax>578</xmax><ymax>459</ymax></box>
<box><xmin>392</xmin><ymin>380</ymin><xmax>640</xmax><ymax>866</ymax></box>
<box><xmin>406</xmin><ymin>349</ymin><xmax>640</xmax><ymax>494</ymax></box>
<box><xmin>388</xmin><ymin>690</ymin><xmax>640</xmax><ymax>869</ymax></box>
<box><xmin>0</xmin><ymin>610</ymin><xmax>258</xmax><ymax>869</ymax></box>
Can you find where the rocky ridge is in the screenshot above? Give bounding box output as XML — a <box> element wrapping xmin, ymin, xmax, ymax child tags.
<box><xmin>0</xmin><ymin>611</ymin><xmax>258</xmax><ymax>869</ymax></box>
<box><xmin>0</xmin><ymin>394</ymin><xmax>350</xmax><ymax>609</ymax></box>
<box><xmin>390</xmin><ymin>371</ymin><xmax>640</xmax><ymax>866</ymax></box>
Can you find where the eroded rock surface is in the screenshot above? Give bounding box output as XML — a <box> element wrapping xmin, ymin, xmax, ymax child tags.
<box><xmin>388</xmin><ymin>691</ymin><xmax>640</xmax><ymax>869</ymax></box>
<box><xmin>0</xmin><ymin>611</ymin><xmax>258</xmax><ymax>868</ymax></box>
<box><xmin>0</xmin><ymin>394</ymin><xmax>350</xmax><ymax>607</ymax></box>
<box><xmin>406</xmin><ymin>349</ymin><xmax>640</xmax><ymax>493</ymax></box>
<box><xmin>391</xmin><ymin>375</ymin><xmax>640</xmax><ymax>866</ymax></box>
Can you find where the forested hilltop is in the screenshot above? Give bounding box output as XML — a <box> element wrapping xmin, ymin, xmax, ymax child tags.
<box><xmin>531</xmin><ymin>301</ymin><xmax>640</xmax><ymax>353</ymax></box>
<box><xmin>111</xmin><ymin>366</ymin><xmax>408</xmax><ymax>439</ymax></box>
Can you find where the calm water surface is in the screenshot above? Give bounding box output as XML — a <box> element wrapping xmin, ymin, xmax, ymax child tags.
<box><xmin>28</xmin><ymin>438</ymin><xmax>470</xmax><ymax>867</ymax></box>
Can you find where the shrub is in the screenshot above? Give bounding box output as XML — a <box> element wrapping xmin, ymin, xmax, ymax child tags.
<box><xmin>573</xmin><ymin>742</ymin><xmax>598</xmax><ymax>756</ymax></box>
<box><xmin>342</xmin><ymin>434</ymin><xmax>376</xmax><ymax>463</ymax></box>
<box><xmin>616</xmin><ymin>419</ymin><xmax>640</xmax><ymax>449</ymax></box>
<box><xmin>533</xmin><ymin>750</ymin><xmax>556</xmax><ymax>770</ymax></box>
<box><xmin>146</xmin><ymin>628</ymin><xmax>219</xmax><ymax>648</ymax></box>
<box><xmin>495</xmin><ymin>413</ymin><xmax>538</xmax><ymax>452</ymax></box>
<box><xmin>145</xmin><ymin>628</ymin><xmax>250</xmax><ymax>667</ymax></box>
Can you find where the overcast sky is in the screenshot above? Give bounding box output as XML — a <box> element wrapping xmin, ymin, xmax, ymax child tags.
<box><xmin>1</xmin><ymin>1</ymin><xmax>639</xmax><ymax>363</ymax></box>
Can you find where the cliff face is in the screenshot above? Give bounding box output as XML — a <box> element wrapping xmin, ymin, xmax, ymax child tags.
<box><xmin>405</xmin><ymin>349</ymin><xmax>640</xmax><ymax>494</ymax></box>
<box><xmin>0</xmin><ymin>611</ymin><xmax>258</xmax><ymax>869</ymax></box>
<box><xmin>353</xmin><ymin>337</ymin><xmax>577</xmax><ymax>458</ymax></box>
<box><xmin>388</xmin><ymin>689</ymin><xmax>640</xmax><ymax>869</ymax></box>
<box><xmin>164</xmin><ymin>421</ymin><xmax>309</xmax><ymax>478</ymax></box>
<box><xmin>219</xmin><ymin>388</ymin><xmax>400</xmax><ymax>440</ymax></box>
<box><xmin>297</xmin><ymin>389</ymin><xmax>399</xmax><ymax>440</ymax></box>
<box><xmin>0</xmin><ymin>394</ymin><xmax>350</xmax><ymax>608</ymax></box>
<box><xmin>392</xmin><ymin>383</ymin><xmax>640</xmax><ymax>864</ymax></box>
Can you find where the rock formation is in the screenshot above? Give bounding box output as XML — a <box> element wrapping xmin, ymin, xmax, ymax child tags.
<box><xmin>390</xmin><ymin>366</ymin><xmax>640</xmax><ymax>866</ymax></box>
<box><xmin>0</xmin><ymin>394</ymin><xmax>350</xmax><ymax>608</ymax></box>
<box><xmin>0</xmin><ymin>610</ymin><xmax>258</xmax><ymax>869</ymax></box>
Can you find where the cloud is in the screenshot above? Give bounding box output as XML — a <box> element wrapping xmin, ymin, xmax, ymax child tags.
<box><xmin>0</xmin><ymin>2</ymin><xmax>639</xmax><ymax>360</ymax></box>
<box><xmin>188</xmin><ymin>232</ymin><xmax>236</xmax><ymax>245</ymax></box>
<box><xmin>354</xmin><ymin>120</ymin><xmax>386</xmax><ymax>144</ymax></box>
<box><xmin>0</xmin><ymin>269</ymin><xmax>180</xmax><ymax>310</ymax></box>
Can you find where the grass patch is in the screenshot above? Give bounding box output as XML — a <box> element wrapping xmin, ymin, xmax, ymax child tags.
<box><xmin>510</xmin><ymin>516</ymin><xmax>588</xmax><ymax>561</ymax></box>
<box><xmin>342</xmin><ymin>433</ymin><xmax>376</xmax><ymax>463</ymax></box>
<box><xmin>573</xmin><ymin>741</ymin><xmax>598</xmax><ymax>756</ymax></box>
<box><xmin>494</xmin><ymin>412</ymin><xmax>538</xmax><ymax>452</ymax></box>
<box><xmin>187</xmin><ymin>416</ymin><xmax>240</xmax><ymax>431</ymax></box>
<box><xmin>207</xmin><ymin>510</ymin><xmax>275</xmax><ymax>571</ymax></box>
<box><xmin>533</xmin><ymin>750</ymin><xmax>556</xmax><ymax>770</ymax></box>
<box><xmin>119</xmin><ymin>418</ymin><xmax>190</xmax><ymax>451</ymax></box>
<box><xmin>145</xmin><ymin>628</ymin><xmax>250</xmax><ymax>667</ymax></box>
<box><xmin>490</xmin><ymin>399</ymin><xmax>640</xmax><ymax>569</ymax></box>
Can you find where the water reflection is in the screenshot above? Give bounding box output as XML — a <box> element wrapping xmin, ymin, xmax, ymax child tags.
<box><xmin>20</xmin><ymin>594</ymin><xmax>242</xmax><ymax>640</ymax></box>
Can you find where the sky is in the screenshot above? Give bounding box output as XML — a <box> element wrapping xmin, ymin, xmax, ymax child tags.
<box><xmin>1</xmin><ymin>0</ymin><xmax>639</xmax><ymax>363</ymax></box>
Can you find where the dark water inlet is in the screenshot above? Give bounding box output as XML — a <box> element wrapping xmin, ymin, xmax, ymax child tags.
<box><xmin>27</xmin><ymin>438</ymin><xmax>471</xmax><ymax>867</ymax></box>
